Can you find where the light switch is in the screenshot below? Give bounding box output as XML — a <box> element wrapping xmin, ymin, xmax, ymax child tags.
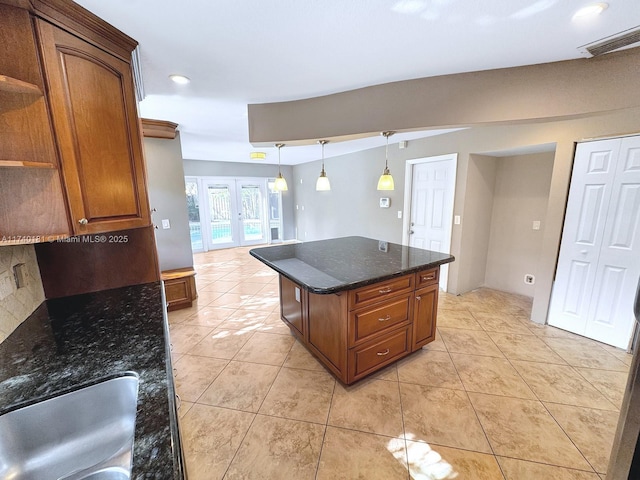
<box><xmin>397</xmin><ymin>211</ymin><xmax>402</xmax><ymax>219</ymax></box>
<box><xmin>532</xmin><ymin>220</ymin><xmax>541</xmax><ymax>230</ymax></box>
<box><xmin>161</xmin><ymin>219</ymin><xmax>171</xmax><ymax>229</ymax></box>
<box><xmin>454</xmin><ymin>215</ymin><xmax>461</xmax><ymax>225</ymax></box>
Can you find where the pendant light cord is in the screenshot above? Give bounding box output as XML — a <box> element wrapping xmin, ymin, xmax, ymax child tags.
<box><xmin>275</xmin><ymin>143</ymin><xmax>284</xmax><ymax>175</ymax></box>
<box><xmin>385</xmin><ymin>134</ymin><xmax>389</xmax><ymax>169</ymax></box>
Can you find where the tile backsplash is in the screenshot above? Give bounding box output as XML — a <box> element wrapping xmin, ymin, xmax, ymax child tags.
<box><xmin>0</xmin><ymin>245</ymin><xmax>45</xmax><ymax>343</ymax></box>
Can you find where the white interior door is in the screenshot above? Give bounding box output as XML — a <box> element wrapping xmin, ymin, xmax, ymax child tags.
<box><xmin>549</xmin><ymin>136</ymin><xmax>640</xmax><ymax>348</ymax></box>
<box><xmin>403</xmin><ymin>154</ymin><xmax>457</xmax><ymax>291</ymax></box>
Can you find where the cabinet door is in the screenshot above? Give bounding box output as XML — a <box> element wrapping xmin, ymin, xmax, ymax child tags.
<box><xmin>412</xmin><ymin>284</ymin><xmax>438</xmax><ymax>350</ymax></box>
<box><xmin>36</xmin><ymin>20</ymin><xmax>150</xmax><ymax>234</ymax></box>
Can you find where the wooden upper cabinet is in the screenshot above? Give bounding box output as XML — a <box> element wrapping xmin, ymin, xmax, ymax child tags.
<box><xmin>36</xmin><ymin>19</ymin><xmax>150</xmax><ymax>234</ymax></box>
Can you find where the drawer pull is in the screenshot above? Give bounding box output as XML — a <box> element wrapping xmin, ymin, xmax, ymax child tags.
<box><xmin>421</xmin><ymin>273</ymin><xmax>435</xmax><ymax>281</ymax></box>
<box><xmin>379</xmin><ymin>287</ymin><xmax>393</xmax><ymax>294</ymax></box>
<box><xmin>376</xmin><ymin>349</ymin><xmax>390</xmax><ymax>356</ymax></box>
<box><xmin>416</xmin><ymin>295</ymin><xmax>421</xmax><ymax>301</ymax></box>
<box><xmin>378</xmin><ymin>315</ymin><xmax>391</xmax><ymax>322</ymax></box>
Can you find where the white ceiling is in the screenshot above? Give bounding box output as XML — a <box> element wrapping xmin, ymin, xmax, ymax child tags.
<box><xmin>73</xmin><ymin>0</ymin><xmax>639</xmax><ymax>165</ymax></box>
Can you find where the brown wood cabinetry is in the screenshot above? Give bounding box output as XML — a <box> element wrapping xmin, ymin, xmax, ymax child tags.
<box><xmin>162</xmin><ymin>268</ymin><xmax>197</xmax><ymax>311</ymax></box>
<box><xmin>37</xmin><ymin>20</ymin><xmax>150</xmax><ymax>234</ymax></box>
<box><xmin>0</xmin><ymin>0</ymin><xmax>150</xmax><ymax>242</ymax></box>
<box><xmin>280</xmin><ymin>267</ymin><xmax>441</xmax><ymax>384</ymax></box>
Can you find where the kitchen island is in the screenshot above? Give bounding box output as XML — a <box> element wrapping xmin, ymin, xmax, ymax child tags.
<box><xmin>250</xmin><ymin>236</ymin><xmax>455</xmax><ymax>384</ymax></box>
<box><xmin>0</xmin><ymin>283</ymin><xmax>185</xmax><ymax>479</ymax></box>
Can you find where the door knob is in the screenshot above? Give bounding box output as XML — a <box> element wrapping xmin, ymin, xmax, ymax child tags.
<box><xmin>78</xmin><ymin>218</ymin><xmax>88</xmax><ymax>225</ymax></box>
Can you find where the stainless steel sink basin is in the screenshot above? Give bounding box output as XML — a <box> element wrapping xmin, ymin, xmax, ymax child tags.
<box><xmin>0</xmin><ymin>373</ymin><xmax>139</xmax><ymax>480</ymax></box>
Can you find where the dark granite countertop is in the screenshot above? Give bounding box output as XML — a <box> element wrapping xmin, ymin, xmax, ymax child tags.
<box><xmin>0</xmin><ymin>282</ymin><xmax>185</xmax><ymax>480</ymax></box>
<box><xmin>250</xmin><ymin>236</ymin><xmax>455</xmax><ymax>294</ymax></box>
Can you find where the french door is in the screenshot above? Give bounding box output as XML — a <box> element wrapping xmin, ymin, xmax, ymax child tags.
<box><xmin>186</xmin><ymin>177</ymin><xmax>270</xmax><ymax>251</ymax></box>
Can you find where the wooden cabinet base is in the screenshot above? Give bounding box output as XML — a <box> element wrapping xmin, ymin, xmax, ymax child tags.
<box><xmin>279</xmin><ymin>268</ymin><xmax>440</xmax><ymax>384</ymax></box>
<box><xmin>162</xmin><ymin>268</ymin><xmax>197</xmax><ymax>311</ymax></box>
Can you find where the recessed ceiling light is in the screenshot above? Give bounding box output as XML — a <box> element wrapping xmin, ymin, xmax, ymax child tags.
<box><xmin>573</xmin><ymin>2</ymin><xmax>608</xmax><ymax>19</ymax></box>
<box><xmin>250</xmin><ymin>152</ymin><xmax>266</xmax><ymax>160</ymax></box>
<box><xmin>169</xmin><ymin>74</ymin><xmax>190</xmax><ymax>85</ymax></box>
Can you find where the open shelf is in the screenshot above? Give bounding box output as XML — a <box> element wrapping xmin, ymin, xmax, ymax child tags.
<box><xmin>0</xmin><ymin>75</ymin><xmax>43</xmax><ymax>96</ymax></box>
<box><xmin>0</xmin><ymin>160</ymin><xmax>56</xmax><ymax>169</ymax></box>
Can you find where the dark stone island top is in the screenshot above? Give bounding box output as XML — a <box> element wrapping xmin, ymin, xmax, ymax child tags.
<box><xmin>0</xmin><ymin>282</ymin><xmax>185</xmax><ymax>480</ymax></box>
<box><xmin>250</xmin><ymin>236</ymin><xmax>455</xmax><ymax>294</ymax></box>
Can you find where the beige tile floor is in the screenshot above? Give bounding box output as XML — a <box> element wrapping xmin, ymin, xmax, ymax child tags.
<box><xmin>169</xmin><ymin>246</ymin><xmax>632</xmax><ymax>480</ymax></box>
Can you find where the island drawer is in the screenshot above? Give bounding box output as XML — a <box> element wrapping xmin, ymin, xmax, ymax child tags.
<box><xmin>416</xmin><ymin>268</ymin><xmax>439</xmax><ymax>288</ymax></box>
<box><xmin>348</xmin><ymin>326</ymin><xmax>411</xmax><ymax>382</ymax></box>
<box><xmin>348</xmin><ymin>274</ymin><xmax>414</xmax><ymax>309</ymax></box>
<box><xmin>349</xmin><ymin>294</ymin><xmax>411</xmax><ymax>346</ymax></box>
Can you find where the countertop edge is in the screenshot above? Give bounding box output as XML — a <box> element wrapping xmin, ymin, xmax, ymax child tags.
<box><xmin>250</xmin><ymin>248</ymin><xmax>455</xmax><ymax>294</ymax></box>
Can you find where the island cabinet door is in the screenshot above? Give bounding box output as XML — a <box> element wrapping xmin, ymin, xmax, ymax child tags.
<box><xmin>36</xmin><ymin>20</ymin><xmax>151</xmax><ymax>235</ymax></box>
<box><xmin>412</xmin><ymin>283</ymin><xmax>438</xmax><ymax>351</ymax></box>
<box><xmin>280</xmin><ymin>276</ymin><xmax>306</xmax><ymax>338</ymax></box>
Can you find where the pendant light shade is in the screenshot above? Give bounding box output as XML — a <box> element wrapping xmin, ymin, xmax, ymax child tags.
<box><xmin>377</xmin><ymin>131</ymin><xmax>395</xmax><ymax>191</ymax></box>
<box><xmin>316</xmin><ymin>140</ymin><xmax>331</xmax><ymax>191</ymax></box>
<box><xmin>274</xmin><ymin>143</ymin><xmax>288</xmax><ymax>191</ymax></box>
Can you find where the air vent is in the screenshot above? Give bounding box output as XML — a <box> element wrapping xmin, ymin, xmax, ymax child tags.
<box><xmin>579</xmin><ymin>26</ymin><xmax>640</xmax><ymax>57</ymax></box>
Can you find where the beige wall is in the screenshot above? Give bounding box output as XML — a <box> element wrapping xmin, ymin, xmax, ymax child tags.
<box><xmin>461</xmin><ymin>154</ymin><xmax>498</xmax><ymax>292</ymax></box>
<box><xmin>0</xmin><ymin>245</ymin><xmax>45</xmax><ymax>343</ymax></box>
<box><xmin>485</xmin><ymin>152</ymin><xmax>555</xmax><ymax>297</ymax></box>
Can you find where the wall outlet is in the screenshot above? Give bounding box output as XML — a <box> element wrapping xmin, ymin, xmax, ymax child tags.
<box><xmin>524</xmin><ymin>274</ymin><xmax>535</xmax><ymax>285</ymax></box>
<box><xmin>454</xmin><ymin>215</ymin><xmax>461</xmax><ymax>225</ymax></box>
<box><xmin>532</xmin><ymin>220</ymin><xmax>541</xmax><ymax>230</ymax></box>
<box><xmin>161</xmin><ymin>219</ymin><xmax>171</xmax><ymax>229</ymax></box>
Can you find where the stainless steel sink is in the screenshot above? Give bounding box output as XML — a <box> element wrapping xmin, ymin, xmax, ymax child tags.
<box><xmin>0</xmin><ymin>373</ymin><xmax>139</xmax><ymax>480</ymax></box>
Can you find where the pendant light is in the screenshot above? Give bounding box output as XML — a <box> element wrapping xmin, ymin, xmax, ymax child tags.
<box><xmin>274</xmin><ymin>143</ymin><xmax>288</xmax><ymax>191</ymax></box>
<box><xmin>377</xmin><ymin>131</ymin><xmax>395</xmax><ymax>191</ymax></box>
<box><xmin>316</xmin><ymin>140</ymin><xmax>331</xmax><ymax>191</ymax></box>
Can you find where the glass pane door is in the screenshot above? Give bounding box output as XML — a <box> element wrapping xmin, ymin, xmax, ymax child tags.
<box><xmin>238</xmin><ymin>182</ymin><xmax>267</xmax><ymax>246</ymax></box>
<box><xmin>207</xmin><ymin>184</ymin><xmax>235</xmax><ymax>246</ymax></box>
<box><xmin>187</xmin><ymin>177</ymin><xmax>270</xmax><ymax>251</ymax></box>
<box><xmin>185</xmin><ymin>179</ymin><xmax>203</xmax><ymax>252</ymax></box>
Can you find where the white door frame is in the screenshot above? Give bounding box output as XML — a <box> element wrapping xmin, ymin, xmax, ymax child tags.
<box><xmin>402</xmin><ymin>153</ymin><xmax>458</xmax><ymax>292</ymax></box>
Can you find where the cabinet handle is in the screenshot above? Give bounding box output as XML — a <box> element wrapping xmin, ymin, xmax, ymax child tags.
<box><xmin>376</xmin><ymin>349</ymin><xmax>390</xmax><ymax>356</ymax></box>
<box><xmin>378</xmin><ymin>315</ymin><xmax>391</xmax><ymax>322</ymax></box>
<box><xmin>78</xmin><ymin>218</ymin><xmax>88</xmax><ymax>225</ymax></box>
<box><xmin>422</xmin><ymin>274</ymin><xmax>435</xmax><ymax>281</ymax></box>
<box><xmin>416</xmin><ymin>296</ymin><xmax>422</xmax><ymax>301</ymax></box>
<box><xmin>379</xmin><ymin>287</ymin><xmax>392</xmax><ymax>294</ymax></box>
